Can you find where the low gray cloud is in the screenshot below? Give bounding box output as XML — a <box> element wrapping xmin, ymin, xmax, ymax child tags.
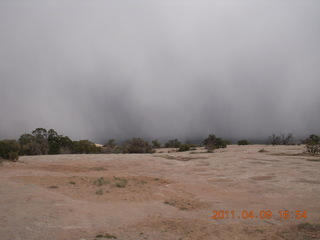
<box><xmin>0</xmin><ymin>0</ymin><xmax>319</xmax><ymax>143</ymax></box>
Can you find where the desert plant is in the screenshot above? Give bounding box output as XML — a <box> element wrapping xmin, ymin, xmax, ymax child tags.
<box><xmin>122</xmin><ymin>138</ymin><xmax>154</xmax><ymax>153</ymax></box>
<box><xmin>238</xmin><ymin>139</ymin><xmax>250</xmax><ymax>145</ymax></box>
<box><xmin>178</xmin><ymin>144</ymin><xmax>191</xmax><ymax>152</ymax></box>
<box><xmin>95</xmin><ymin>189</ymin><xmax>104</xmax><ymax>195</ymax></box>
<box><xmin>73</xmin><ymin>139</ymin><xmax>101</xmax><ymax>154</ymax></box>
<box><xmin>113</xmin><ymin>177</ymin><xmax>128</xmax><ymax>188</ymax></box>
<box><xmin>306</xmin><ymin>143</ymin><xmax>319</xmax><ymax>154</ymax></box>
<box><xmin>305</xmin><ymin>134</ymin><xmax>320</xmax><ymax>154</ymax></box>
<box><xmin>93</xmin><ymin>177</ymin><xmax>110</xmax><ymax>186</ymax></box>
<box><xmin>95</xmin><ymin>233</ymin><xmax>117</xmax><ymax>239</ymax></box>
<box><xmin>0</xmin><ymin>140</ymin><xmax>20</xmax><ymax>161</ymax></box>
<box><xmin>164</xmin><ymin>139</ymin><xmax>181</xmax><ymax>148</ymax></box>
<box><xmin>307</xmin><ymin>134</ymin><xmax>320</xmax><ymax>144</ymax></box>
<box><xmin>104</xmin><ymin>139</ymin><xmax>116</xmax><ymax>149</ymax></box>
<box><xmin>281</xmin><ymin>133</ymin><xmax>294</xmax><ymax>145</ymax></box>
<box><xmin>202</xmin><ymin>134</ymin><xmax>227</xmax><ymax>152</ymax></box>
<box><xmin>268</xmin><ymin>133</ymin><xmax>294</xmax><ymax>145</ymax></box>
<box><xmin>268</xmin><ymin>134</ymin><xmax>281</xmax><ymax>145</ymax></box>
<box><xmin>297</xmin><ymin>222</ymin><xmax>320</xmax><ymax>231</ymax></box>
<box><xmin>151</xmin><ymin>139</ymin><xmax>161</xmax><ymax>148</ymax></box>
<box><xmin>185</xmin><ymin>140</ymin><xmax>198</xmax><ymax>148</ymax></box>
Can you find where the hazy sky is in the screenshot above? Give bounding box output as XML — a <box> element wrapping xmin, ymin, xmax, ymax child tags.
<box><xmin>0</xmin><ymin>0</ymin><xmax>319</xmax><ymax>143</ymax></box>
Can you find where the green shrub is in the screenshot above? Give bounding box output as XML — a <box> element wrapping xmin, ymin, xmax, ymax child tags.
<box><xmin>73</xmin><ymin>140</ymin><xmax>101</xmax><ymax>154</ymax></box>
<box><xmin>19</xmin><ymin>128</ymin><xmax>74</xmax><ymax>155</ymax></box>
<box><xmin>113</xmin><ymin>177</ymin><xmax>128</xmax><ymax>188</ymax></box>
<box><xmin>93</xmin><ymin>177</ymin><xmax>110</xmax><ymax>186</ymax></box>
<box><xmin>306</xmin><ymin>142</ymin><xmax>319</xmax><ymax>154</ymax></box>
<box><xmin>297</xmin><ymin>222</ymin><xmax>320</xmax><ymax>231</ymax></box>
<box><xmin>122</xmin><ymin>138</ymin><xmax>154</xmax><ymax>153</ymax></box>
<box><xmin>164</xmin><ymin>139</ymin><xmax>181</xmax><ymax>148</ymax></box>
<box><xmin>8</xmin><ymin>151</ymin><xmax>19</xmax><ymax>161</ymax></box>
<box><xmin>151</xmin><ymin>139</ymin><xmax>161</xmax><ymax>148</ymax></box>
<box><xmin>178</xmin><ymin>144</ymin><xmax>190</xmax><ymax>152</ymax></box>
<box><xmin>305</xmin><ymin>134</ymin><xmax>320</xmax><ymax>154</ymax></box>
<box><xmin>104</xmin><ymin>139</ymin><xmax>117</xmax><ymax>149</ymax></box>
<box><xmin>0</xmin><ymin>140</ymin><xmax>20</xmax><ymax>161</ymax></box>
<box><xmin>202</xmin><ymin>134</ymin><xmax>227</xmax><ymax>152</ymax></box>
<box><xmin>95</xmin><ymin>189</ymin><xmax>104</xmax><ymax>195</ymax></box>
<box><xmin>238</xmin><ymin>139</ymin><xmax>250</xmax><ymax>145</ymax></box>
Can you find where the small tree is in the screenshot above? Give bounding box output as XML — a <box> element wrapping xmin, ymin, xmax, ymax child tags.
<box><xmin>103</xmin><ymin>139</ymin><xmax>118</xmax><ymax>153</ymax></box>
<box><xmin>164</xmin><ymin>139</ymin><xmax>181</xmax><ymax>148</ymax></box>
<box><xmin>268</xmin><ymin>134</ymin><xmax>281</xmax><ymax>146</ymax></box>
<box><xmin>73</xmin><ymin>140</ymin><xmax>100</xmax><ymax>154</ymax></box>
<box><xmin>0</xmin><ymin>140</ymin><xmax>20</xmax><ymax>161</ymax></box>
<box><xmin>59</xmin><ymin>136</ymin><xmax>74</xmax><ymax>154</ymax></box>
<box><xmin>104</xmin><ymin>139</ymin><xmax>117</xmax><ymax>148</ymax></box>
<box><xmin>238</xmin><ymin>139</ymin><xmax>250</xmax><ymax>145</ymax></box>
<box><xmin>305</xmin><ymin>134</ymin><xmax>320</xmax><ymax>154</ymax></box>
<box><xmin>178</xmin><ymin>144</ymin><xmax>191</xmax><ymax>152</ymax></box>
<box><xmin>203</xmin><ymin>134</ymin><xmax>226</xmax><ymax>152</ymax></box>
<box><xmin>308</xmin><ymin>134</ymin><xmax>320</xmax><ymax>144</ymax></box>
<box><xmin>122</xmin><ymin>138</ymin><xmax>154</xmax><ymax>153</ymax></box>
<box><xmin>151</xmin><ymin>139</ymin><xmax>161</xmax><ymax>148</ymax></box>
<box><xmin>281</xmin><ymin>133</ymin><xmax>294</xmax><ymax>145</ymax></box>
<box><xmin>47</xmin><ymin>129</ymin><xmax>61</xmax><ymax>154</ymax></box>
<box><xmin>268</xmin><ymin>133</ymin><xmax>294</xmax><ymax>145</ymax></box>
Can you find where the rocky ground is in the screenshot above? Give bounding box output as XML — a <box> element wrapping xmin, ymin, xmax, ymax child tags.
<box><xmin>0</xmin><ymin>145</ymin><xmax>319</xmax><ymax>240</ymax></box>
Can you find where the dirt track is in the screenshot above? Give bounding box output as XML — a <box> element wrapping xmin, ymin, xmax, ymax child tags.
<box><xmin>0</xmin><ymin>145</ymin><xmax>319</xmax><ymax>240</ymax></box>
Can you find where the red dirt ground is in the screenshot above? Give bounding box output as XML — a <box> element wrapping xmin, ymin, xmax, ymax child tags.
<box><xmin>0</xmin><ymin>145</ymin><xmax>319</xmax><ymax>240</ymax></box>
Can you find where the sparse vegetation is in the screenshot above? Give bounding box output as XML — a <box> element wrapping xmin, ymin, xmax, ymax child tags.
<box><xmin>297</xmin><ymin>222</ymin><xmax>320</xmax><ymax>231</ymax></box>
<box><xmin>104</xmin><ymin>139</ymin><xmax>117</xmax><ymax>149</ymax></box>
<box><xmin>93</xmin><ymin>177</ymin><xmax>110</xmax><ymax>186</ymax></box>
<box><xmin>91</xmin><ymin>167</ymin><xmax>107</xmax><ymax>171</ymax></box>
<box><xmin>113</xmin><ymin>177</ymin><xmax>128</xmax><ymax>188</ymax></box>
<box><xmin>73</xmin><ymin>139</ymin><xmax>101</xmax><ymax>154</ymax></box>
<box><xmin>103</xmin><ymin>139</ymin><xmax>119</xmax><ymax>153</ymax></box>
<box><xmin>164</xmin><ymin>199</ymin><xmax>176</xmax><ymax>206</ymax></box>
<box><xmin>122</xmin><ymin>138</ymin><xmax>154</xmax><ymax>153</ymax></box>
<box><xmin>268</xmin><ymin>133</ymin><xmax>294</xmax><ymax>146</ymax></box>
<box><xmin>0</xmin><ymin>139</ymin><xmax>20</xmax><ymax>161</ymax></box>
<box><xmin>305</xmin><ymin>134</ymin><xmax>320</xmax><ymax>154</ymax></box>
<box><xmin>164</xmin><ymin>139</ymin><xmax>181</xmax><ymax>148</ymax></box>
<box><xmin>151</xmin><ymin>139</ymin><xmax>161</xmax><ymax>148</ymax></box>
<box><xmin>93</xmin><ymin>176</ymin><xmax>128</xmax><ymax>188</ymax></box>
<box><xmin>238</xmin><ymin>139</ymin><xmax>250</xmax><ymax>145</ymax></box>
<box><xmin>202</xmin><ymin>134</ymin><xmax>227</xmax><ymax>152</ymax></box>
<box><xmin>95</xmin><ymin>233</ymin><xmax>117</xmax><ymax>239</ymax></box>
<box><xmin>18</xmin><ymin>128</ymin><xmax>101</xmax><ymax>155</ymax></box>
<box><xmin>178</xmin><ymin>144</ymin><xmax>191</xmax><ymax>152</ymax></box>
<box><xmin>95</xmin><ymin>189</ymin><xmax>104</xmax><ymax>195</ymax></box>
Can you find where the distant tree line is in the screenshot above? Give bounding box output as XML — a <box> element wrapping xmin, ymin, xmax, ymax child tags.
<box><xmin>0</xmin><ymin>128</ymin><xmax>233</xmax><ymax>160</ymax></box>
<box><xmin>1</xmin><ymin>128</ymin><xmax>319</xmax><ymax>162</ymax></box>
<box><xmin>0</xmin><ymin>128</ymin><xmax>101</xmax><ymax>161</ymax></box>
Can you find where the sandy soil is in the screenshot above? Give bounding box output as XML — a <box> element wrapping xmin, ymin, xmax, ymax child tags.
<box><xmin>0</xmin><ymin>145</ymin><xmax>319</xmax><ymax>240</ymax></box>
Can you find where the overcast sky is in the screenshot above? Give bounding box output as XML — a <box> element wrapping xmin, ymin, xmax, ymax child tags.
<box><xmin>0</xmin><ymin>0</ymin><xmax>319</xmax><ymax>143</ymax></box>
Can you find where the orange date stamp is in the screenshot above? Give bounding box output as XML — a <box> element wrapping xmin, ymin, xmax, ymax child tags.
<box><xmin>212</xmin><ymin>210</ymin><xmax>308</xmax><ymax>220</ymax></box>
